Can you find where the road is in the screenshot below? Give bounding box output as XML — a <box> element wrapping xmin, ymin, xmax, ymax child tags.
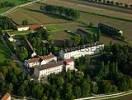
<box><xmin>75</xmin><ymin>90</ymin><xmax>132</xmax><ymax>100</ymax></box>
<box><xmin>0</xmin><ymin>0</ymin><xmax>41</xmax><ymax>16</ymax></box>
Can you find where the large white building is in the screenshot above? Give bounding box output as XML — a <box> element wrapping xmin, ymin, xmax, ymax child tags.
<box><xmin>24</xmin><ymin>53</ymin><xmax>57</xmax><ymax>68</ymax></box>
<box><xmin>17</xmin><ymin>24</ymin><xmax>42</xmax><ymax>32</ymax></box>
<box><xmin>17</xmin><ymin>26</ymin><xmax>30</xmax><ymax>31</ymax></box>
<box><xmin>59</xmin><ymin>43</ymin><xmax>104</xmax><ymax>59</ymax></box>
<box><xmin>34</xmin><ymin>59</ymin><xmax>75</xmax><ymax>80</ymax></box>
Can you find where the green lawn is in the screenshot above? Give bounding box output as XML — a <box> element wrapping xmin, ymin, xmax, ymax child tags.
<box><xmin>46</xmin><ymin>24</ymin><xmax>65</xmax><ymax>33</ymax></box>
<box><xmin>46</xmin><ymin>23</ymin><xmax>80</xmax><ymax>40</ymax></box>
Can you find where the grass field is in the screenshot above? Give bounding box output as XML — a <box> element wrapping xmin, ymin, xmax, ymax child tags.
<box><xmin>6</xmin><ymin>0</ymin><xmax>132</xmax><ymax>44</ymax></box>
<box><xmin>47</xmin><ymin>22</ymin><xmax>80</xmax><ymax>40</ymax></box>
<box><xmin>7</xmin><ymin>2</ymin><xmax>69</xmax><ymax>25</ymax></box>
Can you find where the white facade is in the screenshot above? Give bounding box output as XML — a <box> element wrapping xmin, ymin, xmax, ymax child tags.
<box><xmin>34</xmin><ymin>59</ymin><xmax>75</xmax><ymax>80</ymax></box>
<box><xmin>119</xmin><ymin>30</ymin><xmax>123</xmax><ymax>36</ymax></box>
<box><xmin>24</xmin><ymin>54</ymin><xmax>57</xmax><ymax>68</ymax></box>
<box><xmin>34</xmin><ymin>64</ymin><xmax>64</xmax><ymax>80</ymax></box>
<box><xmin>17</xmin><ymin>26</ymin><xmax>29</xmax><ymax>31</ymax></box>
<box><xmin>64</xmin><ymin>59</ymin><xmax>75</xmax><ymax>71</ymax></box>
<box><xmin>8</xmin><ymin>37</ymin><xmax>16</xmax><ymax>42</ymax></box>
<box><xmin>60</xmin><ymin>44</ymin><xmax>104</xmax><ymax>59</ymax></box>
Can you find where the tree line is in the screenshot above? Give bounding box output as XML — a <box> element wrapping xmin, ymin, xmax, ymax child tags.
<box><xmin>83</xmin><ymin>0</ymin><xmax>132</xmax><ymax>9</ymax></box>
<box><xmin>98</xmin><ymin>23</ymin><xmax>124</xmax><ymax>40</ymax></box>
<box><xmin>0</xmin><ymin>16</ymin><xmax>16</xmax><ymax>30</ymax></box>
<box><xmin>40</xmin><ymin>5</ymin><xmax>80</xmax><ymax>20</ymax></box>
<box><xmin>0</xmin><ymin>1</ymin><xmax>15</xmax><ymax>8</ymax></box>
<box><xmin>0</xmin><ymin>0</ymin><xmax>29</xmax><ymax>9</ymax></box>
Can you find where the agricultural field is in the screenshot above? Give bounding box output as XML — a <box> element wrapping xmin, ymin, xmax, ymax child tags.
<box><xmin>6</xmin><ymin>0</ymin><xmax>132</xmax><ymax>44</ymax></box>
<box><xmin>7</xmin><ymin>2</ymin><xmax>69</xmax><ymax>25</ymax></box>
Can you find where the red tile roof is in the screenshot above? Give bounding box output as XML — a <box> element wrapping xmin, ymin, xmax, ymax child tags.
<box><xmin>27</xmin><ymin>54</ymin><xmax>55</xmax><ymax>63</ymax></box>
<box><xmin>17</xmin><ymin>24</ymin><xmax>42</xmax><ymax>30</ymax></box>
<box><xmin>29</xmin><ymin>24</ymin><xmax>41</xmax><ymax>30</ymax></box>
<box><xmin>1</xmin><ymin>93</ymin><xmax>11</xmax><ymax>100</ymax></box>
<box><xmin>38</xmin><ymin>61</ymin><xmax>64</xmax><ymax>70</ymax></box>
<box><xmin>64</xmin><ymin>58</ymin><xmax>74</xmax><ymax>64</ymax></box>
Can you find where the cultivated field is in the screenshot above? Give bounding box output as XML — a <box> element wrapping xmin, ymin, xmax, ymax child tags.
<box><xmin>45</xmin><ymin>0</ymin><xmax>132</xmax><ymax>20</ymax></box>
<box><xmin>7</xmin><ymin>2</ymin><xmax>69</xmax><ymax>25</ymax></box>
<box><xmin>6</xmin><ymin>0</ymin><xmax>132</xmax><ymax>44</ymax></box>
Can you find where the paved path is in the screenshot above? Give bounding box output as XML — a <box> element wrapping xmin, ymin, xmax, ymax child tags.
<box><xmin>75</xmin><ymin>90</ymin><xmax>132</xmax><ymax>100</ymax></box>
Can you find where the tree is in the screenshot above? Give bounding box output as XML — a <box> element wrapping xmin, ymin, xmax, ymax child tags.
<box><xmin>73</xmin><ymin>86</ymin><xmax>81</xmax><ymax>98</ymax></box>
<box><xmin>98</xmin><ymin>80</ymin><xmax>113</xmax><ymax>93</ymax></box>
<box><xmin>88</xmin><ymin>22</ymin><xmax>94</xmax><ymax>27</ymax></box>
<box><xmin>0</xmin><ymin>72</ymin><xmax>5</xmax><ymax>81</ymax></box>
<box><xmin>97</xmin><ymin>28</ymin><xmax>101</xmax><ymax>41</ymax></box>
<box><xmin>18</xmin><ymin>84</ymin><xmax>26</xmax><ymax>96</ymax></box>
<box><xmin>0</xmin><ymin>16</ymin><xmax>15</xmax><ymax>29</ymax></box>
<box><xmin>56</xmin><ymin>76</ymin><xmax>64</xmax><ymax>87</ymax></box>
<box><xmin>41</xmin><ymin>95</ymin><xmax>48</xmax><ymax>100</ymax></box>
<box><xmin>32</xmin><ymin>84</ymin><xmax>44</xmax><ymax>99</ymax></box>
<box><xmin>42</xmin><ymin>5</ymin><xmax>80</xmax><ymax>20</ymax></box>
<box><xmin>19</xmin><ymin>47</ymin><xmax>28</xmax><ymax>61</ymax></box>
<box><xmin>118</xmin><ymin>76</ymin><xmax>132</xmax><ymax>91</ymax></box>
<box><xmin>6</xmin><ymin>83</ymin><xmax>13</xmax><ymax>93</ymax></box>
<box><xmin>81</xmin><ymin>80</ymin><xmax>90</xmax><ymax>96</ymax></box>
<box><xmin>91</xmin><ymin>82</ymin><xmax>98</xmax><ymax>94</ymax></box>
<box><xmin>65</xmin><ymin>83</ymin><xmax>74</xmax><ymax>100</ymax></box>
<box><xmin>124</xmin><ymin>4</ymin><xmax>128</xmax><ymax>8</ymax></box>
<box><xmin>0</xmin><ymin>27</ymin><xmax>2</xmax><ymax>35</ymax></box>
<box><xmin>130</xmin><ymin>5</ymin><xmax>132</xmax><ymax>9</ymax></box>
<box><xmin>72</xmin><ymin>35</ymin><xmax>81</xmax><ymax>45</ymax></box>
<box><xmin>22</xmin><ymin>20</ymin><xmax>28</xmax><ymax>25</ymax></box>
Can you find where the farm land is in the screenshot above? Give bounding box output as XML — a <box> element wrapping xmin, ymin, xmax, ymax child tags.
<box><xmin>6</xmin><ymin>0</ymin><xmax>132</xmax><ymax>45</ymax></box>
